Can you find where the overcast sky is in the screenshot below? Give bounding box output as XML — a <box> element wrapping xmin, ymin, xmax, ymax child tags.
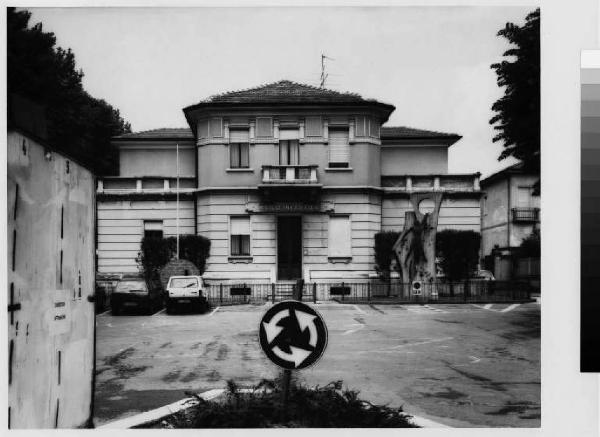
<box><xmin>27</xmin><ymin>6</ymin><xmax>534</xmax><ymax>177</ymax></box>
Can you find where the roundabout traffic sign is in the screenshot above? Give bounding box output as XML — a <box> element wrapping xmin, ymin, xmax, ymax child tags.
<box><xmin>259</xmin><ymin>300</ymin><xmax>328</xmax><ymax>370</ymax></box>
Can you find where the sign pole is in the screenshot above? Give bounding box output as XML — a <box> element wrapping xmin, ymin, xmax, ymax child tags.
<box><xmin>176</xmin><ymin>143</ymin><xmax>179</xmax><ymax>259</ymax></box>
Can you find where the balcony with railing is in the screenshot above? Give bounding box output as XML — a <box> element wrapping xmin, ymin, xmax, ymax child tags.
<box><xmin>261</xmin><ymin>165</ymin><xmax>319</xmax><ymax>185</ymax></box>
<box><xmin>511</xmin><ymin>207</ymin><xmax>540</xmax><ymax>223</ymax></box>
<box><xmin>96</xmin><ymin>177</ymin><xmax>196</xmax><ymax>198</ymax></box>
<box><xmin>381</xmin><ymin>174</ymin><xmax>481</xmax><ymax>193</ymax></box>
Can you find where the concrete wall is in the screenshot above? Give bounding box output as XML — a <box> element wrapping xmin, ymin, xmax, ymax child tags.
<box><xmin>7</xmin><ymin>131</ymin><xmax>95</xmax><ymax>428</ymax></box>
<box><xmin>198</xmin><ymin>190</ymin><xmax>381</xmax><ymax>282</ymax></box>
<box><xmin>381</xmin><ymin>196</ymin><xmax>481</xmax><ymax>233</ymax></box>
<box><xmin>119</xmin><ymin>142</ymin><xmax>195</xmax><ymax>178</ymax></box>
<box><xmin>97</xmin><ymin>199</ymin><xmax>195</xmax><ymax>274</ymax></box>
<box><xmin>381</xmin><ymin>145</ymin><xmax>448</xmax><ymax>175</ymax></box>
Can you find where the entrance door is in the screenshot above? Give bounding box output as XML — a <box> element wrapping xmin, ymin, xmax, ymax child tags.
<box><xmin>277</xmin><ymin>216</ymin><xmax>302</xmax><ymax>280</ymax></box>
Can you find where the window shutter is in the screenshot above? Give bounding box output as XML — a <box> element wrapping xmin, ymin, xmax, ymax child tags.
<box><xmin>368</xmin><ymin>118</ymin><xmax>379</xmax><ymax>138</ymax></box>
<box><xmin>355</xmin><ymin>116</ymin><xmax>366</xmax><ymax>137</ymax></box>
<box><xmin>230</xmin><ymin>216</ymin><xmax>250</xmax><ymax>235</ymax></box>
<box><xmin>328</xmin><ymin>129</ymin><xmax>349</xmax><ymax>164</ymax></box>
<box><xmin>230</xmin><ymin>144</ymin><xmax>240</xmax><ymax>168</ymax></box>
<box><xmin>198</xmin><ymin>120</ymin><xmax>209</xmax><ymax>138</ymax></box>
<box><xmin>305</xmin><ymin>117</ymin><xmax>322</xmax><ymax>136</ymax></box>
<box><xmin>328</xmin><ymin>216</ymin><xmax>351</xmax><ymax>257</ymax></box>
<box><xmin>210</xmin><ymin>118</ymin><xmax>223</xmax><ymax>137</ymax></box>
<box><xmin>256</xmin><ymin>118</ymin><xmax>273</xmax><ymax>137</ymax></box>
<box><xmin>229</xmin><ymin>129</ymin><xmax>249</xmax><ymax>142</ymax></box>
<box><xmin>240</xmin><ymin>144</ymin><xmax>249</xmax><ymax>167</ymax></box>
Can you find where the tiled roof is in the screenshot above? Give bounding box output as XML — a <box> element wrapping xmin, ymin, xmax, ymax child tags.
<box><xmin>114</xmin><ymin>128</ymin><xmax>193</xmax><ymax>140</ymax></box>
<box><xmin>185</xmin><ymin>80</ymin><xmax>395</xmax><ymax>109</ymax></box>
<box><xmin>380</xmin><ymin>126</ymin><xmax>461</xmax><ymax>140</ymax></box>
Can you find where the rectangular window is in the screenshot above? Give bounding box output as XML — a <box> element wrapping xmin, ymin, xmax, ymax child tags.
<box><xmin>328</xmin><ymin>128</ymin><xmax>350</xmax><ymax>168</ymax></box>
<box><xmin>355</xmin><ymin>116</ymin><xmax>367</xmax><ymax>137</ymax></box>
<box><xmin>517</xmin><ymin>186</ymin><xmax>532</xmax><ymax>207</ymax></box>
<box><xmin>198</xmin><ymin>120</ymin><xmax>209</xmax><ymax>139</ymax></box>
<box><xmin>209</xmin><ymin>118</ymin><xmax>223</xmax><ymax>138</ymax></box>
<box><xmin>230</xmin><ymin>216</ymin><xmax>250</xmax><ymax>256</ymax></box>
<box><xmin>368</xmin><ymin>118</ymin><xmax>380</xmax><ymax>138</ymax></box>
<box><xmin>229</xmin><ymin>129</ymin><xmax>250</xmax><ymax>168</ymax></box>
<box><xmin>144</xmin><ymin>220</ymin><xmax>163</xmax><ymax>240</ymax></box>
<box><xmin>328</xmin><ymin>216</ymin><xmax>351</xmax><ymax>257</ymax></box>
<box><xmin>305</xmin><ymin>117</ymin><xmax>322</xmax><ymax>137</ymax></box>
<box><xmin>256</xmin><ymin>117</ymin><xmax>273</xmax><ymax>137</ymax></box>
<box><xmin>279</xmin><ymin>140</ymin><xmax>299</xmax><ymax>165</ymax></box>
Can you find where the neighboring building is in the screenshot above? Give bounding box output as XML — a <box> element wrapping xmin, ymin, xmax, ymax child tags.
<box><xmin>480</xmin><ymin>162</ymin><xmax>540</xmax><ymax>281</ymax></box>
<box><xmin>96</xmin><ymin>80</ymin><xmax>481</xmax><ymax>283</ymax></box>
<box><xmin>7</xmin><ymin>95</ymin><xmax>96</xmax><ymax>428</ymax></box>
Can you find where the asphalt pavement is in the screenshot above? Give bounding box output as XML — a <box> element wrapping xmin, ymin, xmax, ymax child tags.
<box><xmin>93</xmin><ymin>301</ymin><xmax>540</xmax><ymax>428</ymax></box>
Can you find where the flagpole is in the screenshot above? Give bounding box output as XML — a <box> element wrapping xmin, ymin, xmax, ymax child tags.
<box><xmin>176</xmin><ymin>143</ymin><xmax>180</xmax><ymax>260</ymax></box>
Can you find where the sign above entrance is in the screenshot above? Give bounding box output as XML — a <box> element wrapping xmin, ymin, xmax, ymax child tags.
<box><xmin>259</xmin><ymin>300</ymin><xmax>328</xmax><ymax>370</ymax></box>
<box><xmin>246</xmin><ymin>201</ymin><xmax>334</xmax><ymax>214</ymax></box>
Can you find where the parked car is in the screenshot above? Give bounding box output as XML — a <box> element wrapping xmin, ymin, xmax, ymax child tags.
<box><xmin>165</xmin><ymin>276</ymin><xmax>209</xmax><ymax>314</ymax></box>
<box><xmin>111</xmin><ymin>277</ymin><xmax>163</xmax><ymax>315</ymax></box>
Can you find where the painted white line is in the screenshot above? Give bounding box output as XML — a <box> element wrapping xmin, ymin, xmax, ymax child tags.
<box><xmin>353</xmin><ymin>304</ymin><xmax>366</xmax><ymax>314</ymax></box>
<box><xmin>390</xmin><ymin>337</ymin><xmax>454</xmax><ymax>349</ymax></box>
<box><xmin>501</xmin><ymin>303</ymin><xmax>520</xmax><ymax>313</ymax></box>
<box><xmin>97</xmin><ymin>309</ymin><xmax>111</xmax><ymax>316</ymax></box>
<box><xmin>469</xmin><ymin>356</ymin><xmax>481</xmax><ymax>363</ymax></box>
<box><xmin>152</xmin><ymin>308</ymin><xmax>166</xmax><ymax>316</ymax></box>
<box><xmin>208</xmin><ymin>306</ymin><xmax>220</xmax><ymax>317</ymax></box>
<box><xmin>342</xmin><ymin>324</ymin><xmax>365</xmax><ymax>335</ymax></box>
<box><xmin>483</xmin><ymin>304</ymin><xmax>493</xmax><ymax>310</ymax></box>
<box><xmin>406</xmin><ymin>414</ymin><xmax>450</xmax><ymax>428</ymax></box>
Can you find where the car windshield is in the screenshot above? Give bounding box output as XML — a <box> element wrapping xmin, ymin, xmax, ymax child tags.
<box><xmin>116</xmin><ymin>280</ymin><xmax>147</xmax><ymax>292</ymax></box>
<box><xmin>170</xmin><ymin>278</ymin><xmax>199</xmax><ymax>288</ymax></box>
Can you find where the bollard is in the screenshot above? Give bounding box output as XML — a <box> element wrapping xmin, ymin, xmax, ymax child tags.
<box><xmin>271</xmin><ymin>283</ymin><xmax>275</xmax><ymax>304</ymax></box>
<box><xmin>368</xmin><ymin>281</ymin><xmax>371</xmax><ymax>302</ymax></box>
<box><xmin>312</xmin><ymin>282</ymin><xmax>317</xmax><ymax>303</ymax></box>
<box><xmin>219</xmin><ymin>283</ymin><xmax>223</xmax><ymax>304</ymax></box>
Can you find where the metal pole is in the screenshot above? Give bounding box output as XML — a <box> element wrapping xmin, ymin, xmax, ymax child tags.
<box><xmin>176</xmin><ymin>143</ymin><xmax>180</xmax><ymax>259</ymax></box>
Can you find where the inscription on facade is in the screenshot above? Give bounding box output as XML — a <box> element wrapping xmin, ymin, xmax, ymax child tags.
<box><xmin>246</xmin><ymin>201</ymin><xmax>334</xmax><ymax>214</ymax></box>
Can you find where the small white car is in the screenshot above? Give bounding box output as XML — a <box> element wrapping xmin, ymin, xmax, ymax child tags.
<box><xmin>165</xmin><ymin>276</ymin><xmax>209</xmax><ymax>314</ymax></box>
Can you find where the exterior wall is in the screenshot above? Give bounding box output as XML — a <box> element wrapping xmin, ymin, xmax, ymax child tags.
<box><xmin>481</xmin><ymin>178</ymin><xmax>510</xmax><ymax>255</ymax></box>
<box><xmin>97</xmin><ymin>199</ymin><xmax>195</xmax><ymax>274</ymax></box>
<box><xmin>119</xmin><ymin>142</ymin><xmax>195</xmax><ymax>178</ymax></box>
<box><xmin>197</xmin><ymin>140</ymin><xmax>380</xmax><ymax>189</ymax></box>
<box><xmin>480</xmin><ymin>173</ymin><xmax>540</xmax><ymax>256</ymax></box>
<box><xmin>7</xmin><ymin>131</ymin><xmax>95</xmax><ymax>428</ymax></box>
<box><xmin>199</xmin><ymin>190</ymin><xmax>381</xmax><ymax>282</ymax></box>
<box><xmin>381</xmin><ymin>196</ymin><xmax>481</xmax><ymax>233</ymax></box>
<box><xmin>381</xmin><ymin>145</ymin><xmax>448</xmax><ymax>175</ymax></box>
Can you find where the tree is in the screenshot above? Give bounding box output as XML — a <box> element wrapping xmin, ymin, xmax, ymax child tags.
<box><xmin>7</xmin><ymin>7</ymin><xmax>130</xmax><ymax>174</ymax></box>
<box><xmin>519</xmin><ymin>228</ymin><xmax>540</xmax><ymax>257</ymax></box>
<box><xmin>435</xmin><ymin>230</ymin><xmax>481</xmax><ymax>282</ymax></box>
<box><xmin>490</xmin><ymin>9</ymin><xmax>540</xmax><ymax>173</ymax></box>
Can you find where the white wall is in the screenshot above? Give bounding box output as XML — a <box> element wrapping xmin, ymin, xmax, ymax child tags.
<box><xmin>381</xmin><ymin>145</ymin><xmax>448</xmax><ymax>175</ymax></box>
<box><xmin>7</xmin><ymin>131</ymin><xmax>95</xmax><ymax>428</ymax></box>
<box><xmin>97</xmin><ymin>199</ymin><xmax>195</xmax><ymax>273</ymax></box>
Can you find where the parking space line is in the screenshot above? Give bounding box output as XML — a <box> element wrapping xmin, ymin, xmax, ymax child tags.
<box><xmin>152</xmin><ymin>308</ymin><xmax>166</xmax><ymax>316</ymax></box>
<box><xmin>500</xmin><ymin>303</ymin><xmax>520</xmax><ymax>313</ymax></box>
<box><xmin>353</xmin><ymin>304</ymin><xmax>366</xmax><ymax>314</ymax></box>
<box><xmin>97</xmin><ymin>310</ymin><xmax>111</xmax><ymax>316</ymax></box>
<box><xmin>208</xmin><ymin>307</ymin><xmax>220</xmax><ymax>317</ymax></box>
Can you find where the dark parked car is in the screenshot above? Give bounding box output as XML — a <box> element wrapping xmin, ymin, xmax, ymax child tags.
<box><xmin>111</xmin><ymin>278</ymin><xmax>163</xmax><ymax>315</ymax></box>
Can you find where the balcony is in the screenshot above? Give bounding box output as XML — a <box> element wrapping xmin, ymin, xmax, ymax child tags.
<box><xmin>511</xmin><ymin>207</ymin><xmax>540</xmax><ymax>223</ymax></box>
<box><xmin>259</xmin><ymin>165</ymin><xmax>321</xmax><ymax>202</ymax></box>
<box><xmin>381</xmin><ymin>174</ymin><xmax>481</xmax><ymax>193</ymax></box>
<box><xmin>261</xmin><ymin>165</ymin><xmax>319</xmax><ymax>184</ymax></box>
<box><xmin>96</xmin><ymin>177</ymin><xmax>196</xmax><ymax>200</ymax></box>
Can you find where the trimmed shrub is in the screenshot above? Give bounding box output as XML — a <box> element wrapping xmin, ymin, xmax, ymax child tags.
<box><xmin>436</xmin><ymin>230</ymin><xmax>481</xmax><ymax>281</ymax></box>
<box><xmin>374</xmin><ymin>231</ymin><xmax>400</xmax><ymax>279</ymax></box>
<box><xmin>519</xmin><ymin>228</ymin><xmax>540</xmax><ymax>257</ymax></box>
<box><xmin>136</xmin><ymin>235</ymin><xmax>211</xmax><ymax>286</ymax></box>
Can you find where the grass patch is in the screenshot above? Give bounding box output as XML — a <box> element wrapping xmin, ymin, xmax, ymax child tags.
<box><xmin>146</xmin><ymin>378</ymin><xmax>418</xmax><ymax>428</ymax></box>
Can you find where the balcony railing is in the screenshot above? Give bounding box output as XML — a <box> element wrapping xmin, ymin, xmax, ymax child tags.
<box><xmin>511</xmin><ymin>207</ymin><xmax>540</xmax><ymax>223</ymax></box>
<box><xmin>381</xmin><ymin>174</ymin><xmax>480</xmax><ymax>193</ymax></box>
<box><xmin>261</xmin><ymin>165</ymin><xmax>318</xmax><ymax>184</ymax></box>
<box><xmin>97</xmin><ymin>177</ymin><xmax>196</xmax><ymax>194</ymax></box>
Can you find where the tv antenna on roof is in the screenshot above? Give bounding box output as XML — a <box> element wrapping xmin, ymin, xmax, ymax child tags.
<box><xmin>320</xmin><ymin>54</ymin><xmax>334</xmax><ymax>88</ymax></box>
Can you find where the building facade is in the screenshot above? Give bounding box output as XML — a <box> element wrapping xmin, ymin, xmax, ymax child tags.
<box><xmin>97</xmin><ymin>81</ymin><xmax>481</xmax><ymax>283</ymax></box>
<box><xmin>480</xmin><ymin>163</ymin><xmax>541</xmax><ymax>281</ymax></box>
